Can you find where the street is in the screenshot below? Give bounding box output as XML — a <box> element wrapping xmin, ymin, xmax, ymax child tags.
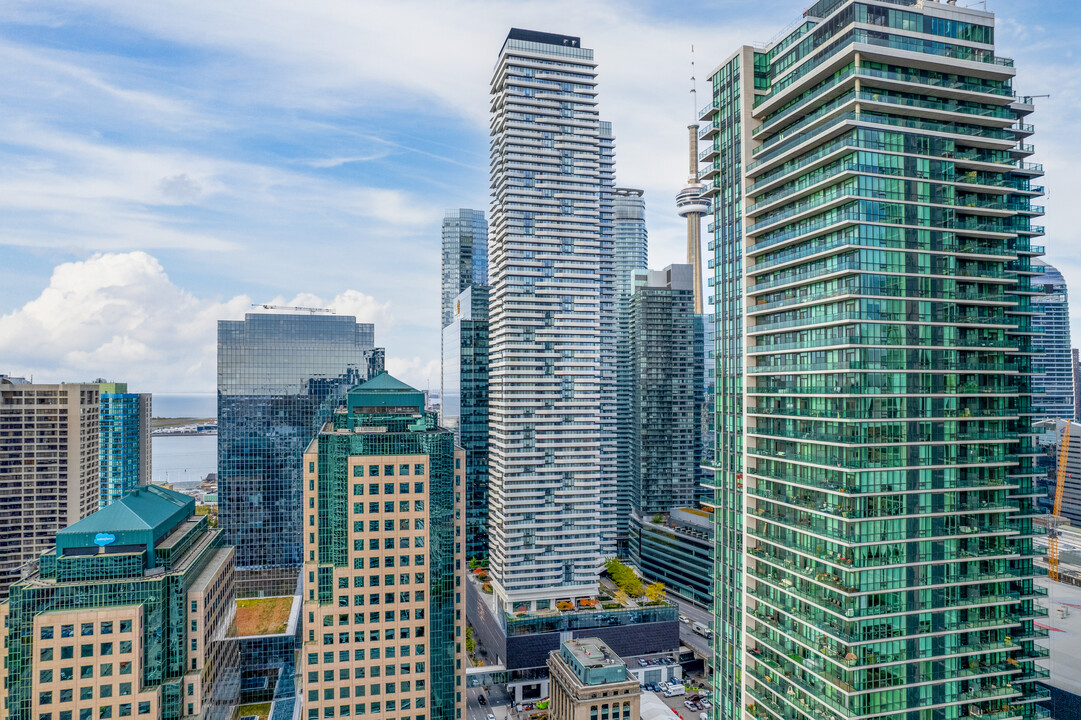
<box><xmin>465</xmin><ymin>676</ymin><xmax>515</xmax><ymax>720</ymax></box>
<box><xmin>668</xmin><ymin>594</ymin><xmax>713</xmax><ymax>661</ymax></box>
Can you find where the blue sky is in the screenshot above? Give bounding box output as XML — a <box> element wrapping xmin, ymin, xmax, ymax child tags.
<box><xmin>0</xmin><ymin>0</ymin><xmax>1079</xmax><ymax>393</ymax></box>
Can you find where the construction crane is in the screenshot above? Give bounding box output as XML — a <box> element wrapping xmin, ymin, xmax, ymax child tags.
<box><xmin>253</xmin><ymin>304</ymin><xmax>333</xmax><ymax>315</ymax></box>
<box><xmin>1049</xmin><ymin>423</ymin><xmax>1070</xmax><ymax>581</ymax></box>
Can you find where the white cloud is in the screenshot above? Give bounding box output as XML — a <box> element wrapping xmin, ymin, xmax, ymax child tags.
<box><xmin>0</xmin><ymin>252</ymin><xmax>396</xmax><ymax>393</ymax></box>
<box><xmin>386</xmin><ymin>356</ymin><xmax>441</xmax><ymax>393</ymax></box>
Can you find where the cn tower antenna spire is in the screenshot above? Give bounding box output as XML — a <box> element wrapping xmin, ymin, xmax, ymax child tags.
<box><xmin>676</xmin><ymin>43</ymin><xmax>709</xmax><ymax>314</ymax></box>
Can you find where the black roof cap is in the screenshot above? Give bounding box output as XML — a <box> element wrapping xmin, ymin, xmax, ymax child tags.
<box><xmin>506</xmin><ymin>28</ymin><xmax>581</xmax><ymax>49</ymax></box>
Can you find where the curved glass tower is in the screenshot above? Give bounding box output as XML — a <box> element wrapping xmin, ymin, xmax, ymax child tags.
<box><xmin>700</xmin><ymin>2</ymin><xmax>1050</xmax><ymax>719</ymax></box>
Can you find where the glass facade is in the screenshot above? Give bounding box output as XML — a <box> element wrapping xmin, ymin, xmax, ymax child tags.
<box><xmin>299</xmin><ymin>375</ymin><xmax>463</xmax><ymax>720</ymax></box>
<box><xmin>1031</xmin><ymin>261</ymin><xmax>1073</xmax><ymax>421</ymax></box>
<box><xmin>218</xmin><ymin>313</ymin><xmax>384</xmax><ymax>581</ymax></box>
<box><xmin>441</xmin><ymin>285</ymin><xmax>490</xmax><ymax>561</ymax></box>
<box><xmin>95</xmin><ymin>384</ymin><xmax>151</xmax><ymax>508</ymax></box>
<box><xmin>441</xmin><ymin>209</ymin><xmax>488</xmax><ymax>329</ymax></box>
<box><xmin>701</xmin><ymin>3</ymin><xmax>1049</xmax><ymax>720</ymax></box>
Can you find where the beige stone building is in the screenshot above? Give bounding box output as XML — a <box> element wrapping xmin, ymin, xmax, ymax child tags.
<box><xmin>299</xmin><ymin>374</ymin><xmax>465</xmax><ymax>720</ymax></box>
<box><xmin>0</xmin><ymin>377</ymin><xmax>101</xmax><ymax>598</ymax></box>
<box><xmin>548</xmin><ymin>638</ymin><xmax>641</xmax><ymax>720</ymax></box>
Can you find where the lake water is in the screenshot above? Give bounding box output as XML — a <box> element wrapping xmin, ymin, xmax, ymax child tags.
<box><xmin>152</xmin><ymin>435</ymin><xmax>217</xmax><ymax>486</ymax></box>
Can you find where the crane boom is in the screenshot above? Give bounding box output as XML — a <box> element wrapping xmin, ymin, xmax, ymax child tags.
<box><xmin>1049</xmin><ymin>424</ymin><xmax>1070</xmax><ymax>582</ymax></box>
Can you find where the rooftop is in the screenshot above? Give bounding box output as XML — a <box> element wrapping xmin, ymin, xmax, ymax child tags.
<box><xmin>57</xmin><ymin>485</ymin><xmax>194</xmax><ymax>555</ymax></box>
<box><xmin>233</xmin><ymin>596</ymin><xmax>295</xmax><ymax>636</ymax></box>
<box><xmin>559</xmin><ymin>637</ymin><xmax>636</xmax><ymax>687</ymax></box>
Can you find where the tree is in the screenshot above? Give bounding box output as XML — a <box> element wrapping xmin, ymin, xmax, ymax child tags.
<box><xmin>613</xmin><ymin>589</ymin><xmax>629</xmax><ymax>606</ymax></box>
<box><xmin>645</xmin><ymin>582</ymin><xmax>666</xmax><ymax>603</ymax></box>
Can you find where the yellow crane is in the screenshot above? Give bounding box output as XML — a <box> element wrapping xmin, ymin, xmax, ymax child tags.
<box><xmin>1049</xmin><ymin>423</ymin><xmax>1070</xmax><ymax>581</ymax></box>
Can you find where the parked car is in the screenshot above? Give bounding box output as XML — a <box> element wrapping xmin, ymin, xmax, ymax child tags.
<box><xmin>700</xmin><ymin>699</ymin><xmax>712</xmax><ymax>709</ymax></box>
<box><xmin>685</xmin><ymin>700</ymin><xmax>698</xmax><ymax>710</ymax></box>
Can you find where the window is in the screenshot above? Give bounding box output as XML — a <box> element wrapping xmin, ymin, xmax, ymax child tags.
<box><xmin>118</xmin><ymin>706</ymin><xmax>131</xmax><ymax>718</ymax></box>
<box><xmin>81</xmin><ymin>644</ymin><xmax>94</xmax><ymax>658</ymax></box>
<box><xmin>40</xmin><ymin>647</ymin><xmax>53</xmax><ymax>661</ymax></box>
<box><xmin>80</xmin><ymin>665</ymin><xmax>94</xmax><ymax>679</ymax></box>
<box><xmin>61</xmin><ymin>625</ymin><xmax>74</xmax><ymax>638</ymax></box>
<box><xmin>414</xmin><ymin>500</ymin><xmax>424</xmax><ymax>512</ymax></box>
<box><xmin>39</xmin><ymin>691</ymin><xmax>53</xmax><ymax>705</ymax></box>
<box><xmin>119</xmin><ymin>641</ymin><xmax>132</xmax><ymax>654</ymax></box>
<box><xmin>384</xmin><ymin>465</ymin><xmax>394</xmax><ymax>476</ymax></box>
<box><xmin>119</xmin><ymin>683</ymin><xmax>131</xmax><ymax>696</ymax></box>
<box><xmin>384</xmin><ymin>483</ymin><xmax>394</xmax><ymax>495</ymax></box>
<box><xmin>414</xmin><ymin>464</ymin><xmax>425</xmax><ymax>475</ymax></box>
<box><xmin>119</xmin><ymin>662</ymin><xmax>132</xmax><ymax>675</ymax></box>
<box><xmin>61</xmin><ymin>646</ymin><xmax>73</xmax><ymax>659</ymax></box>
<box><xmin>369</xmin><ymin>466</ymin><xmax>379</xmax><ymax>476</ymax></box>
<box><xmin>41</xmin><ymin>626</ymin><xmax>54</xmax><ymax>639</ymax></box>
<box><xmin>119</xmin><ymin>620</ymin><xmax>132</xmax><ymax>633</ymax></box>
<box><xmin>60</xmin><ymin>690</ymin><xmax>73</xmax><ymax>703</ymax></box>
<box><xmin>101</xmin><ymin>642</ymin><xmax>113</xmax><ymax>656</ymax></box>
<box><xmin>353</xmin><ymin>465</ymin><xmax>364</xmax><ymax>477</ymax></box>
<box><xmin>137</xmin><ymin>703</ymin><xmax>151</xmax><ymax>715</ymax></box>
<box><xmin>80</xmin><ymin>688</ymin><xmax>93</xmax><ymax>701</ymax></box>
<box><xmin>101</xmin><ymin>663</ymin><xmax>113</xmax><ymax>677</ymax></box>
<box><xmin>81</xmin><ymin>623</ymin><xmax>94</xmax><ymax>636</ymax></box>
<box><xmin>101</xmin><ymin>621</ymin><xmax>113</xmax><ymax>635</ymax></box>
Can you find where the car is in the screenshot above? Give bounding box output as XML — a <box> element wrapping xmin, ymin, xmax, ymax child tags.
<box><xmin>685</xmin><ymin>700</ymin><xmax>698</xmax><ymax>710</ymax></box>
<box><xmin>638</xmin><ymin>659</ymin><xmax>648</xmax><ymax>667</ymax></box>
<box><xmin>700</xmin><ymin>700</ymin><xmax>712</xmax><ymax>709</ymax></box>
<box><xmin>487</xmin><ymin>714</ymin><xmax>496</xmax><ymax>720</ymax></box>
<box><xmin>679</xmin><ymin>615</ymin><xmax>690</xmax><ymax>624</ymax></box>
<box><xmin>478</xmin><ymin>695</ymin><xmax>486</xmax><ymax>706</ymax></box>
<box><xmin>470</xmin><ymin>678</ymin><xmax>479</xmax><ymax>686</ymax></box>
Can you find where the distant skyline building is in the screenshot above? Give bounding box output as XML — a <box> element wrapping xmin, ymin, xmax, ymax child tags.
<box><xmin>441</xmin><ymin>209</ymin><xmax>488</xmax><ymax>329</ymax></box>
<box><xmin>299</xmin><ymin>375</ymin><xmax>464</xmax><ymax>720</ymax></box>
<box><xmin>441</xmin><ymin>285</ymin><xmax>491</xmax><ymax>561</ymax></box>
<box><xmin>1032</xmin><ymin>259</ymin><xmax>1074</xmax><ymax>420</ymax></box>
<box><xmin>217</xmin><ymin>312</ymin><xmax>384</xmax><ymax>593</ymax></box>
<box><xmin>487</xmin><ymin>28</ymin><xmax>616</xmax><ymax>610</ymax></box>
<box><xmin>1</xmin><ymin>485</ymin><xmax>237</xmax><ymax>720</ymax></box>
<box><xmin>0</xmin><ymin>377</ymin><xmax>100</xmax><ymax>600</ymax></box>
<box><xmin>619</xmin><ymin>266</ymin><xmax>698</xmax><ymax>553</ymax></box>
<box><xmin>700</xmin><ymin>2</ymin><xmax>1049</xmax><ymax>719</ymax></box>
<box><xmin>613</xmin><ymin>187</ymin><xmax>648</xmax><ymax>551</ymax></box>
<box><xmin>93</xmin><ymin>381</ymin><xmax>151</xmax><ymax>508</ymax></box>
<box><xmin>612</xmin><ymin>188</ymin><xmax>647</xmax><ymax>297</ymax></box>
<box><xmin>1074</xmin><ymin>348</ymin><xmax>1080</xmax><ymax>422</ymax></box>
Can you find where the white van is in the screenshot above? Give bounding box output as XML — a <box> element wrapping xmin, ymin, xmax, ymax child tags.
<box><xmin>692</xmin><ymin>621</ymin><xmax>710</xmax><ymax>637</ymax></box>
<box><xmin>663</xmin><ymin>684</ymin><xmax>686</xmax><ymax>697</ymax></box>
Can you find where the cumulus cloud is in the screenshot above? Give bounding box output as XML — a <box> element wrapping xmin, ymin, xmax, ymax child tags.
<box><xmin>0</xmin><ymin>252</ymin><xmax>396</xmax><ymax>393</ymax></box>
<box><xmin>386</xmin><ymin>356</ymin><xmax>441</xmax><ymax>393</ymax></box>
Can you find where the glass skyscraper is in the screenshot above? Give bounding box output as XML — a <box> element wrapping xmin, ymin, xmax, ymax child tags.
<box><xmin>488</xmin><ymin>29</ymin><xmax>617</xmax><ymax>611</ymax></box>
<box><xmin>700</xmin><ymin>2</ymin><xmax>1049</xmax><ymax>719</ymax></box>
<box><xmin>620</xmin><ymin>266</ymin><xmax>697</xmax><ymax>550</ymax></box>
<box><xmin>218</xmin><ymin>312</ymin><xmax>384</xmax><ymax>591</ymax></box>
<box><xmin>441</xmin><ymin>209</ymin><xmax>488</xmax><ymax>329</ymax></box>
<box><xmin>441</xmin><ymin>285</ymin><xmax>491</xmax><ymax>561</ymax></box>
<box><xmin>94</xmin><ymin>382</ymin><xmax>151</xmax><ymax>508</ymax></box>
<box><xmin>1031</xmin><ymin>260</ymin><xmax>1073</xmax><ymax>421</ymax></box>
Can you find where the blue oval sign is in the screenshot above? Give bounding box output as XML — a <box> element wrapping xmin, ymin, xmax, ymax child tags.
<box><xmin>94</xmin><ymin>533</ymin><xmax>116</xmax><ymax>547</ymax></box>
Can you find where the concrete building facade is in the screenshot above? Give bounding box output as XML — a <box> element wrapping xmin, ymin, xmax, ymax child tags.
<box><xmin>1</xmin><ymin>485</ymin><xmax>237</xmax><ymax>720</ymax></box>
<box><xmin>487</xmin><ymin>28</ymin><xmax>616</xmax><ymax>611</ymax></box>
<box><xmin>299</xmin><ymin>374</ymin><xmax>465</xmax><ymax>720</ymax></box>
<box><xmin>0</xmin><ymin>377</ymin><xmax>100</xmax><ymax>599</ymax></box>
<box><xmin>547</xmin><ymin>638</ymin><xmax>640</xmax><ymax>720</ymax></box>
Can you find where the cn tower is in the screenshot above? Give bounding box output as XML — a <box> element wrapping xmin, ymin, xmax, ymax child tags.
<box><xmin>676</xmin><ymin>125</ymin><xmax>710</xmax><ymax>314</ymax></box>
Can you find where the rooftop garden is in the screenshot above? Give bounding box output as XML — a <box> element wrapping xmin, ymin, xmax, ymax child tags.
<box><xmin>234</xmin><ymin>596</ymin><xmax>293</xmax><ymax>636</ymax></box>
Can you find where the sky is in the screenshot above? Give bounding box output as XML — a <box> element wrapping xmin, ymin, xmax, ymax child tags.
<box><xmin>0</xmin><ymin>0</ymin><xmax>1079</xmax><ymax>394</ymax></box>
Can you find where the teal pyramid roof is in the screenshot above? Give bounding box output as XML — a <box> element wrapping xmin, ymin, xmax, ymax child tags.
<box><xmin>58</xmin><ymin>485</ymin><xmax>194</xmax><ymax>551</ymax></box>
<box><xmin>355</xmin><ymin>372</ymin><xmax>416</xmax><ymax>392</ymax></box>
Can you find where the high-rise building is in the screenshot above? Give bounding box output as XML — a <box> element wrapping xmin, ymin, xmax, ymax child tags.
<box><xmin>0</xmin><ymin>485</ymin><xmax>237</xmax><ymax>720</ymax></box>
<box><xmin>299</xmin><ymin>374</ymin><xmax>465</xmax><ymax>720</ymax></box>
<box><xmin>612</xmin><ymin>189</ymin><xmax>648</xmax><ymax>298</ymax></box>
<box><xmin>441</xmin><ymin>209</ymin><xmax>488</xmax><ymax>329</ymax></box>
<box><xmin>1073</xmin><ymin>348</ymin><xmax>1081</xmax><ymax>422</ymax></box>
<box><xmin>441</xmin><ymin>285</ymin><xmax>491</xmax><ymax>562</ymax></box>
<box><xmin>93</xmin><ymin>381</ymin><xmax>151</xmax><ymax>508</ymax></box>
<box><xmin>621</xmin><ymin>265</ymin><xmax>697</xmax><ymax>523</ymax></box>
<box><xmin>613</xmin><ymin>188</ymin><xmax>648</xmax><ymax>551</ymax></box>
<box><xmin>1032</xmin><ymin>260</ymin><xmax>1074</xmax><ymax>420</ymax></box>
<box><xmin>218</xmin><ymin>312</ymin><xmax>384</xmax><ymax>593</ymax></box>
<box><xmin>0</xmin><ymin>378</ymin><xmax>100</xmax><ymax>599</ymax></box>
<box><xmin>699</xmin><ymin>2</ymin><xmax>1049</xmax><ymax>719</ymax></box>
<box><xmin>488</xmin><ymin>28</ymin><xmax>616</xmax><ymax>610</ymax></box>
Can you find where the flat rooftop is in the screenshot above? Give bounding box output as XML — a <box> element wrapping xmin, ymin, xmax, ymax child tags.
<box><xmin>565</xmin><ymin>638</ymin><xmax>623</xmax><ymax>669</ymax></box>
<box><xmin>234</xmin><ymin>596</ymin><xmax>295</xmax><ymax>636</ymax></box>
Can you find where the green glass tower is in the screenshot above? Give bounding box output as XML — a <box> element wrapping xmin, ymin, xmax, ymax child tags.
<box><xmin>93</xmin><ymin>382</ymin><xmax>151</xmax><ymax>509</ymax></box>
<box><xmin>699</xmin><ymin>2</ymin><xmax>1049</xmax><ymax>719</ymax></box>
